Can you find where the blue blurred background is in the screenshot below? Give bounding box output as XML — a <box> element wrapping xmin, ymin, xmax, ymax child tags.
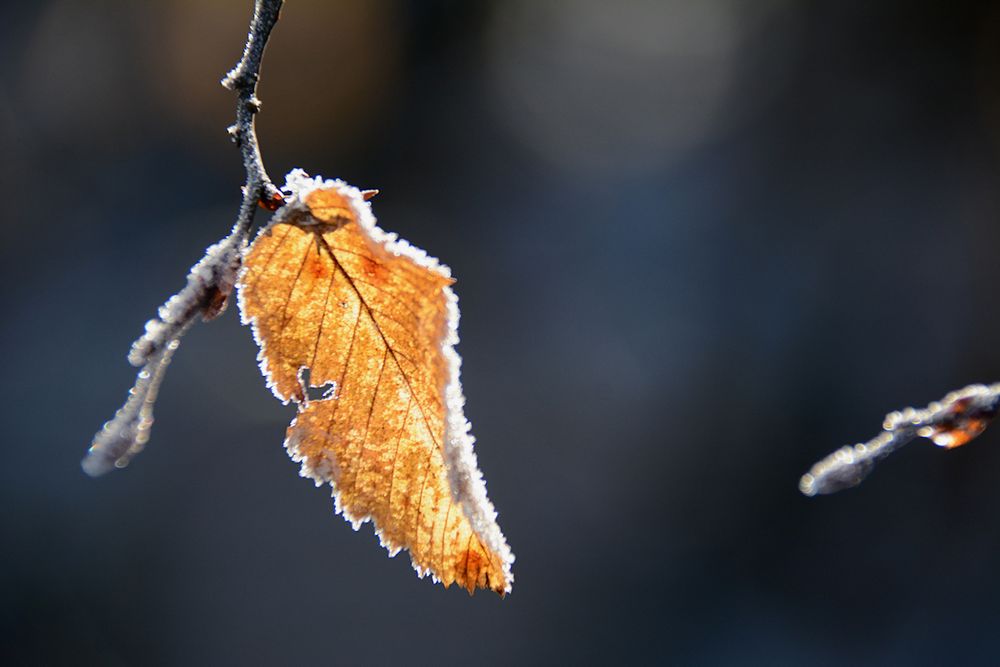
<box><xmin>4</xmin><ymin>0</ymin><xmax>1000</xmax><ymax>664</ymax></box>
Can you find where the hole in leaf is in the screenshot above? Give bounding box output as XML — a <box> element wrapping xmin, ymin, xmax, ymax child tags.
<box><xmin>298</xmin><ymin>367</ymin><xmax>337</xmax><ymax>403</ymax></box>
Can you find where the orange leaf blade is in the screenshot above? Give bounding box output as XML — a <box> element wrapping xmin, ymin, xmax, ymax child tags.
<box><xmin>237</xmin><ymin>170</ymin><xmax>514</xmax><ymax>594</ymax></box>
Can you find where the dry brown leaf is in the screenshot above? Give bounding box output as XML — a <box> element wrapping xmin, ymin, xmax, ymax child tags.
<box><xmin>237</xmin><ymin>170</ymin><xmax>514</xmax><ymax>594</ymax></box>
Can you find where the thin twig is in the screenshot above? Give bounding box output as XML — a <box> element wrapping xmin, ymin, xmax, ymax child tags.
<box><xmin>222</xmin><ymin>0</ymin><xmax>284</xmax><ymax>223</ymax></box>
<box><xmin>82</xmin><ymin>0</ymin><xmax>285</xmax><ymax>476</ymax></box>
<box><xmin>799</xmin><ymin>383</ymin><xmax>1000</xmax><ymax>496</ymax></box>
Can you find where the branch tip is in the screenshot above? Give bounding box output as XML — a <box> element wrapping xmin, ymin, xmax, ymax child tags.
<box><xmin>800</xmin><ymin>383</ymin><xmax>1000</xmax><ymax>496</ymax></box>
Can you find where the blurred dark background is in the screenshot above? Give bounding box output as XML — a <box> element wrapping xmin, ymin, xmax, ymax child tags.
<box><xmin>4</xmin><ymin>0</ymin><xmax>1000</xmax><ymax>664</ymax></box>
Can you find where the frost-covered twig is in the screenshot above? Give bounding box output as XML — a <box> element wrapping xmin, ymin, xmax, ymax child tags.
<box><xmin>82</xmin><ymin>337</ymin><xmax>185</xmax><ymax>476</ymax></box>
<box><xmin>82</xmin><ymin>0</ymin><xmax>285</xmax><ymax>476</ymax></box>
<box><xmin>799</xmin><ymin>383</ymin><xmax>1000</xmax><ymax>496</ymax></box>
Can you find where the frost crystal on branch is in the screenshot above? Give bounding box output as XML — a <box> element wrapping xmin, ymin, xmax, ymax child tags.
<box><xmin>82</xmin><ymin>338</ymin><xmax>184</xmax><ymax>476</ymax></box>
<box><xmin>799</xmin><ymin>383</ymin><xmax>1000</xmax><ymax>496</ymax></box>
<box><xmin>129</xmin><ymin>232</ymin><xmax>244</xmax><ymax>367</ymax></box>
<box><xmin>82</xmin><ymin>229</ymin><xmax>245</xmax><ymax>476</ymax></box>
<box><xmin>82</xmin><ymin>0</ymin><xmax>283</xmax><ymax>476</ymax></box>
